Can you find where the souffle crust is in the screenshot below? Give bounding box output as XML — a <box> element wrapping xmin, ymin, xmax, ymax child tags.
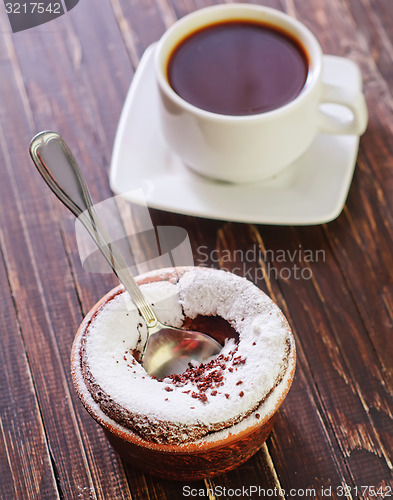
<box><xmin>77</xmin><ymin>268</ymin><xmax>294</xmax><ymax>444</ymax></box>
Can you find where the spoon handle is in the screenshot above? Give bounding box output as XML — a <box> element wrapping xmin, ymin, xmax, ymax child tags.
<box><xmin>29</xmin><ymin>131</ymin><xmax>158</xmax><ymax>328</ymax></box>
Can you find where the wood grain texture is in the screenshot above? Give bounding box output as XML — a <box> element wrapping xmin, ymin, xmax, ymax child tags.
<box><xmin>0</xmin><ymin>0</ymin><xmax>392</xmax><ymax>498</ymax></box>
<box><xmin>256</xmin><ymin>224</ymin><xmax>393</xmax><ymax>493</ymax></box>
<box><xmin>0</xmin><ymin>242</ymin><xmax>59</xmax><ymax>500</ymax></box>
<box><xmin>292</xmin><ymin>0</ymin><xmax>393</xmax><ymax>388</ymax></box>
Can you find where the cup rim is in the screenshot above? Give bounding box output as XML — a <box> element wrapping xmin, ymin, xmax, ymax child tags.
<box><xmin>71</xmin><ymin>266</ymin><xmax>296</xmax><ymax>454</ymax></box>
<box><xmin>154</xmin><ymin>3</ymin><xmax>322</xmax><ymax>122</ymax></box>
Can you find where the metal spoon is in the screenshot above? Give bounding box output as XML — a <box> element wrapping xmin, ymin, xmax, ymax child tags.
<box><xmin>29</xmin><ymin>131</ymin><xmax>221</xmax><ymax>378</ymax></box>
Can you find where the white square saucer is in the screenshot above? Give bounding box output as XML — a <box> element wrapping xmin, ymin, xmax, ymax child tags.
<box><xmin>110</xmin><ymin>44</ymin><xmax>363</xmax><ymax>225</ymax></box>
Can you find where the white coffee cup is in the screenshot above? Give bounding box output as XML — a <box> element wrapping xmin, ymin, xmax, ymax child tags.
<box><xmin>154</xmin><ymin>4</ymin><xmax>368</xmax><ymax>184</ymax></box>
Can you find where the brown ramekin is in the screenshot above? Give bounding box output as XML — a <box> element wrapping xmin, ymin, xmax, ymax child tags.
<box><xmin>71</xmin><ymin>267</ymin><xmax>296</xmax><ymax>480</ymax></box>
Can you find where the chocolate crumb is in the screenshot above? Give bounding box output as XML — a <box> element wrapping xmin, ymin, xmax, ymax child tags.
<box><xmin>239</xmin><ymin>391</ymin><xmax>244</xmax><ymax>397</ymax></box>
<box><xmin>165</xmin><ymin>398</ymin><xmax>168</xmax><ymax>401</ymax></box>
<box><xmin>255</xmin><ymin>413</ymin><xmax>260</xmax><ymax>419</ymax></box>
<box><xmin>252</xmin><ymin>342</ymin><xmax>256</xmax><ymax>346</ymax></box>
<box><xmin>165</xmin><ymin>386</ymin><xmax>174</xmax><ymax>392</ymax></box>
<box><xmin>211</xmin><ymin>390</ymin><xmax>217</xmax><ymax>396</ymax></box>
<box><xmin>123</xmin><ymin>355</ymin><xmax>127</xmax><ymax>361</ymax></box>
<box><xmin>167</xmin><ymin>354</ymin><xmax>228</xmax><ymax>393</ymax></box>
<box><xmin>233</xmin><ymin>355</ymin><xmax>247</xmax><ymax>366</ymax></box>
<box><xmin>236</xmin><ymin>380</ymin><xmax>243</xmax><ymax>385</ymax></box>
<box><xmin>225</xmin><ymin>393</ymin><xmax>230</xmax><ymax>399</ymax></box>
<box><xmin>191</xmin><ymin>391</ymin><xmax>208</xmax><ymax>403</ymax></box>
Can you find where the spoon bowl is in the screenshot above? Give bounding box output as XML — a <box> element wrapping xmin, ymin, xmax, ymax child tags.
<box><xmin>29</xmin><ymin>131</ymin><xmax>221</xmax><ymax>377</ymax></box>
<box><xmin>143</xmin><ymin>327</ymin><xmax>221</xmax><ymax>378</ymax></box>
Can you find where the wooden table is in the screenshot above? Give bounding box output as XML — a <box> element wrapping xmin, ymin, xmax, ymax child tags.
<box><xmin>1</xmin><ymin>0</ymin><xmax>392</xmax><ymax>498</ymax></box>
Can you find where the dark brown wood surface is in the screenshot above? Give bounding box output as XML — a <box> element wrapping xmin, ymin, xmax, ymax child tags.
<box><xmin>0</xmin><ymin>0</ymin><xmax>392</xmax><ymax>498</ymax></box>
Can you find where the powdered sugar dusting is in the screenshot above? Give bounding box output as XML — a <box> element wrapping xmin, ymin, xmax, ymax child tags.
<box><xmin>81</xmin><ymin>268</ymin><xmax>292</xmax><ymax>443</ymax></box>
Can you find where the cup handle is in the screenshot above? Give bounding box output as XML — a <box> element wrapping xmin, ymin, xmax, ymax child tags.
<box><xmin>318</xmin><ymin>64</ymin><xmax>368</xmax><ymax>135</ymax></box>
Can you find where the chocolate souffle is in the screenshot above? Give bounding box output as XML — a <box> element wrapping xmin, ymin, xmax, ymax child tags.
<box><xmin>73</xmin><ymin>267</ymin><xmax>295</xmax><ymax>446</ymax></box>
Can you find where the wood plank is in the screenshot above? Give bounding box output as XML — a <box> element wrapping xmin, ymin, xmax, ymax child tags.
<box><xmin>256</xmin><ymin>224</ymin><xmax>393</xmax><ymax>494</ymax></box>
<box><xmin>343</xmin><ymin>0</ymin><xmax>393</xmax><ymax>89</ymax></box>
<box><xmin>111</xmin><ymin>0</ymin><xmax>170</xmax><ymax>63</ymax></box>
<box><xmin>323</xmin><ymin>165</ymin><xmax>393</xmax><ymax>385</ymax></box>
<box><xmin>0</xmin><ymin>243</ymin><xmax>59</xmax><ymax>499</ymax></box>
<box><xmin>291</xmin><ymin>0</ymin><xmax>393</xmax><ymax>385</ymax></box>
<box><xmin>280</xmin><ymin>0</ymin><xmax>393</xmax><ymax>491</ymax></box>
<box><xmin>325</xmin><ymin>0</ymin><xmax>393</xmax><ymax>383</ymax></box>
<box><xmin>208</xmin><ymin>443</ymin><xmax>286</xmax><ymax>496</ymax></box>
<box><xmin>123</xmin><ymin>468</ymin><xmax>208</xmax><ymax>500</ymax></box>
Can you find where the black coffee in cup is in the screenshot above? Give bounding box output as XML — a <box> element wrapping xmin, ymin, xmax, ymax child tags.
<box><xmin>167</xmin><ymin>20</ymin><xmax>309</xmax><ymax>116</ymax></box>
